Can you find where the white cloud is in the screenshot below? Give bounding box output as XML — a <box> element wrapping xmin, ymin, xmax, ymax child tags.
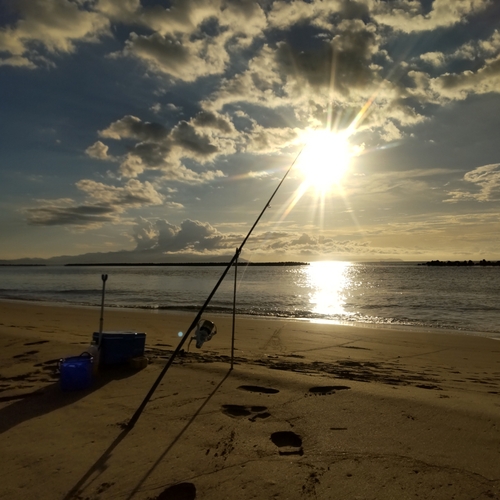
<box><xmin>444</xmin><ymin>163</ymin><xmax>500</xmax><ymax>202</ymax></box>
<box><xmin>150</xmin><ymin>102</ymin><xmax>161</xmax><ymax>114</ymax></box>
<box><xmin>369</xmin><ymin>0</ymin><xmax>490</xmax><ymax>33</ymax></box>
<box><xmin>120</xmin><ymin>31</ymin><xmax>229</xmax><ymax>82</ymax></box>
<box><xmin>24</xmin><ymin>178</ymin><xmax>163</xmax><ymax>227</ymax></box>
<box><xmin>244</xmin><ymin>123</ymin><xmax>298</xmax><ymax>154</ymax></box>
<box><xmin>95</xmin><ymin>114</ymin><xmax>231</xmax><ymax>181</ymax></box>
<box><xmin>76</xmin><ymin>178</ymin><xmax>163</xmax><ymax>207</ymax></box>
<box><xmin>131</xmin><ymin>217</ymin><xmax>229</xmax><ymax>252</ymax></box>
<box><xmin>379</xmin><ymin>121</ymin><xmax>402</xmax><ymax>142</ymax></box>
<box><xmin>85</xmin><ymin>141</ymin><xmax>114</xmax><ymax>161</ymax></box>
<box><xmin>0</xmin><ymin>0</ymin><xmax>109</xmax><ymax>68</ymax></box>
<box><xmin>408</xmin><ymin>53</ymin><xmax>500</xmax><ymax>105</ymax></box>
<box><xmin>420</xmin><ymin>51</ymin><xmax>446</xmax><ymax>67</ymax></box>
<box><xmin>479</xmin><ymin>29</ymin><xmax>500</xmax><ymax>55</ymax></box>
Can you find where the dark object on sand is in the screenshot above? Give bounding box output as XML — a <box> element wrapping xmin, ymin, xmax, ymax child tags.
<box><xmin>194</xmin><ymin>319</ymin><xmax>217</xmax><ymax>349</ymax></box>
<box><xmin>59</xmin><ymin>352</ymin><xmax>93</xmax><ymax>391</ymax></box>
<box><xmin>92</xmin><ymin>331</ymin><xmax>146</xmax><ymax>365</ymax></box>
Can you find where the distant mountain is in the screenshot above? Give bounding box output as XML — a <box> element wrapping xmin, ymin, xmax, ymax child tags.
<box><xmin>0</xmin><ymin>249</ymin><xmax>238</xmax><ymax>266</ymax></box>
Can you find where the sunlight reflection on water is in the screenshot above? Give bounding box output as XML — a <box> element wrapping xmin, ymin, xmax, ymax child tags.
<box><xmin>301</xmin><ymin>261</ymin><xmax>356</xmax><ymax>318</ymax></box>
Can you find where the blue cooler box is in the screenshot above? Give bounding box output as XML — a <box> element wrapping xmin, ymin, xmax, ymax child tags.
<box><xmin>92</xmin><ymin>331</ymin><xmax>146</xmax><ymax>365</ymax></box>
<box><xmin>60</xmin><ymin>353</ymin><xmax>93</xmax><ymax>390</ymax></box>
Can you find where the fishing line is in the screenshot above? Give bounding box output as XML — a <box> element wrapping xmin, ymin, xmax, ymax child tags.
<box><xmin>127</xmin><ymin>148</ymin><xmax>303</xmax><ymax>429</ymax></box>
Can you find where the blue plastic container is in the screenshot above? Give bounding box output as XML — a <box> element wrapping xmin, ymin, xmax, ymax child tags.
<box><xmin>59</xmin><ymin>353</ymin><xmax>93</xmax><ymax>391</ymax></box>
<box><xmin>92</xmin><ymin>331</ymin><xmax>146</xmax><ymax>365</ymax></box>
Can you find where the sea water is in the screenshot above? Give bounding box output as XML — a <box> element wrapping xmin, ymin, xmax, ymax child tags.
<box><xmin>1</xmin><ymin>262</ymin><xmax>499</xmax><ymax>338</ymax></box>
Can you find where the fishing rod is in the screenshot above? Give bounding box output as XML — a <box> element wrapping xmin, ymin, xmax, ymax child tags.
<box><xmin>127</xmin><ymin>150</ymin><xmax>303</xmax><ymax>429</ymax></box>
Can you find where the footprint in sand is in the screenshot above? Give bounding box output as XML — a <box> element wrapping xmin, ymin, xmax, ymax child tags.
<box><xmin>13</xmin><ymin>350</ymin><xmax>39</xmax><ymax>359</ymax></box>
<box><xmin>221</xmin><ymin>404</ymin><xmax>271</xmax><ymax>421</ymax></box>
<box><xmin>271</xmin><ymin>431</ymin><xmax>303</xmax><ymax>456</ymax></box>
<box><xmin>237</xmin><ymin>385</ymin><xmax>279</xmax><ymax>394</ymax></box>
<box><xmin>308</xmin><ymin>385</ymin><xmax>350</xmax><ymax>396</ymax></box>
<box><xmin>96</xmin><ymin>482</ymin><xmax>114</xmax><ymax>494</ymax></box>
<box><xmin>155</xmin><ymin>482</ymin><xmax>196</xmax><ymax>500</ymax></box>
<box><xmin>416</xmin><ymin>384</ymin><xmax>442</xmax><ymax>390</ymax></box>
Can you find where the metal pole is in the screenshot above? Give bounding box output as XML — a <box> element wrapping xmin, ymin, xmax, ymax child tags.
<box><xmin>127</xmin><ymin>150</ymin><xmax>302</xmax><ymax>429</ymax></box>
<box><xmin>231</xmin><ymin>248</ymin><xmax>239</xmax><ymax>370</ymax></box>
<box><xmin>99</xmin><ymin>274</ymin><xmax>108</xmax><ymax>343</ymax></box>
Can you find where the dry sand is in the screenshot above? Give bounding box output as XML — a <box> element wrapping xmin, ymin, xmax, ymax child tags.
<box><xmin>1</xmin><ymin>300</ymin><xmax>500</xmax><ymax>500</ymax></box>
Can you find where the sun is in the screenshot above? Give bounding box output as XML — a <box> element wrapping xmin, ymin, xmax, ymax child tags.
<box><xmin>296</xmin><ymin>129</ymin><xmax>352</xmax><ymax>193</ymax></box>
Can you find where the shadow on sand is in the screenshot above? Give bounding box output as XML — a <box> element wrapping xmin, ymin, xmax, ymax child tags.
<box><xmin>0</xmin><ymin>365</ymin><xmax>138</xmax><ymax>435</ymax></box>
<box><xmin>64</xmin><ymin>368</ymin><xmax>231</xmax><ymax>500</ymax></box>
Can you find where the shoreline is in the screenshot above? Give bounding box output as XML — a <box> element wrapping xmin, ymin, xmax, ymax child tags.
<box><xmin>1</xmin><ymin>297</ymin><xmax>499</xmax><ymax>341</ymax></box>
<box><xmin>1</xmin><ymin>299</ymin><xmax>499</xmax><ymax>382</ymax></box>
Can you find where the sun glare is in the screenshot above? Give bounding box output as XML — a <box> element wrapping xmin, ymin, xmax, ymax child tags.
<box><xmin>297</xmin><ymin>129</ymin><xmax>352</xmax><ymax>193</ymax></box>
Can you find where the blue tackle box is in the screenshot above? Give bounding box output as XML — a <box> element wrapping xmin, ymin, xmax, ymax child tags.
<box><xmin>92</xmin><ymin>331</ymin><xmax>146</xmax><ymax>365</ymax></box>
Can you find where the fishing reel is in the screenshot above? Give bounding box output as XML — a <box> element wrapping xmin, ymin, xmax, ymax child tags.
<box><xmin>189</xmin><ymin>319</ymin><xmax>217</xmax><ymax>349</ymax></box>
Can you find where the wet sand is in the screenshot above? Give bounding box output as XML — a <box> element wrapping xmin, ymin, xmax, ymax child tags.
<box><xmin>1</xmin><ymin>300</ymin><xmax>500</xmax><ymax>499</ymax></box>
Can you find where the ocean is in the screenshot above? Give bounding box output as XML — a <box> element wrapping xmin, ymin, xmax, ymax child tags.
<box><xmin>1</xmin><ymin>262</ymin><xmax>499</xmax><ymax>338</ymax></box>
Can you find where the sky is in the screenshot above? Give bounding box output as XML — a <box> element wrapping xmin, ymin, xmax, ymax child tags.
<box><xmin>1</xmin><ymin>0</ymin><xmax>500</xmax><ymax>264</ymax></box>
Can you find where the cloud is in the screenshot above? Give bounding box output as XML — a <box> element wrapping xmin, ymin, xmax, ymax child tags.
<box><xmin>342</xmin><ymin>168</ymin><xmax>452</xmax><ymax>206</ymax></box>
<box><xmin>0</xmin><ymin>0</ymin><xmax>109</xmax><ymax>68</ymax></box>
<box><xmin>420</xmin><ymin>51</ymin><xmax>446</xmax><ymax>68</ymax></box>
<box><xmin>401</xmin><ymin>29</ymin><xmax>500</xmax><ymax>105</ymax></box>
<box><xmin>170</xmin><ymin>121</ymin><xmax>219</xmax><ymax>158</ymax></box>
<box><xmin>236</xmin><ymin>228</ymin><xmax>397</xmax><ymax>259</ymax></box>
<box><xmin>132</xmin><ymin>216</ymin><xmax>159</xmax><ymax>251</ymax></box>
<box><xmin>267</xmin><ymin>0</ymin><xmax>371</xmax><ymax>31</ymax></box>
<box><xmin>120</xmin><ymin>31</ymin><xmax>229</xmax><ymax>82</ymax></box>
<box><xmin>203</xmin><ymin>20</ymin><xmax>420</xmax><ymax>141</ymax></box>
<box><xmin>76</xmin><ymin>178</ymin><xmax>164</xmax><ymax>206</ymax></box>
<box><xmin>164</xmin><ymin>201</ymin><xmax>184</xmax><ymax>209</ymax></box>
<box><xmin>244</xmin><ymin>122</ymin><xmax>298</xmax><ymax>153</ymax></box>
<box><xmin>379</xmin><ymin>121</ymin><xmax>402</xmax><ymax>142</ymax></box>
<box><xmin>150</xmin><ymin>102</ymin><xmax>161</xmax><ymax>113</ymax></box>
<box><xmin>25</xmin><ymin>179</ymin><xmax>163</xmax><ymax>227</ymax></box>
<box><xmin>94</xmin><ymin>114</ymin><xmax>228</xmax><ymax>181</ymax></box>
<box><xmin>132</xmin><ymin>217</ymin><xmax>228</xmax><ymax>253</ymax></box>
<box><xmin>444</xmin><ymin>163</ymin><xmax>500</xmax><ymax>202</ymax></box>
<box><xmin>204</xmin><ymin>19</ymin><xmax>383</xmax><ymax>119</ymax></box>
<box><xmin>103</xmin><ymin>0</ymin><xmax>267</xmax><ymax>79</ymax></box>
<box><xmin>192</xmin><ymin>110</ymin><xmax>236</xmax><ymax>134</ymax></box>
<box><xmin>479</xmin><ymin>28</ymin><xmax>500</xmax><ymax>55</ymax></box>
<box><xmin>276</xmin><ymin>20</ymin><xmax>380</xmax><ymax>97</ymax></box>
<box><xmin>202</xmin><ymin>44</ymin><xmax>285</xmax><ymax>111</ymax></box>
<box><xmin>118</xmin><ymin>151</ymin><xmax>225</xmax><ymax>183</ymax></box>
<box><xmin>25</xmin><ymin>198</ymin><xmax>116</xmax><ymax>227</ymax></box>
<box><xmin>370</xmin><ymin>0</ymin><xmax>490</xmax><ymax>33</ymax></box>
<box><xmin>409</xmin><ymin>57</ymin><xmax>500</xmax><ymax>104</ymax></box>
<box><xmin>435</xmin><ymin>58</ymin><xmax>500</xmax><ymax>99</ymax></box>
<box><xmin>99</xmin><ymin>115</ymin><xmax>168</xmax><ymax>141</ymax></box>
<box><xmin>127</xmin><ymin>210</ymin><xmax>500</xmax><ymax>261</ymax></box>
<box><xmin>166</xmin><ymin>103</ymin><xmax>182</xmax><ymax>112</ymax></box>
<box><xmin>248</xmin><ymin>170</ymin><xmax>272</xmax><ymax>179</ymax></box>
<box><xmin>99</xmin><ymin>0</ymin><xmax>267</xmax><ymax>41</ymax></box>
<box><xmin>85</xmin><ymin>141</ymin><xmax>114</xmax><ymax>161</ymax></box>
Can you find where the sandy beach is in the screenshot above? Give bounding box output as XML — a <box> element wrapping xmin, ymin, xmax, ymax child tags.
<box><xmin>1</xmin><ymin>300</ymin><xmax>499</xmax><ymax>499</ymax></box>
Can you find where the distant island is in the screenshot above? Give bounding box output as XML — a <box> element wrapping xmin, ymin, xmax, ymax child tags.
<box><xmin>420</xmin><ymin>260</ymin><xmax>500</xmax><ymax>266</ymax></box>
<box><xmin>0</xmin><ymin>264</ymin><xmax>46</xmax><ymax>267</ymax></box>
<box><xmin>64</xmin><ymin>261</ymin><xmax>310</xmax><ymax>267</ymax></box>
